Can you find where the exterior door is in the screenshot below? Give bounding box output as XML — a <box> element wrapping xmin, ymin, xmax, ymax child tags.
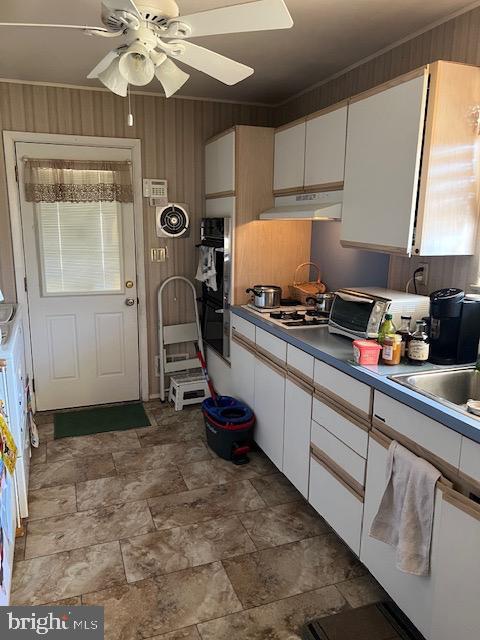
<box><xmin>16</xmin><ymin>142</ymin><xmax>140</xmax><ymax>411</ymax></box>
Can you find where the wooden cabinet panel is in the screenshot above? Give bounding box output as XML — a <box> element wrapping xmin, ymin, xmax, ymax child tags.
<box><xmin>309</xmin><ymin>453</ymin><xmax>363</xmax><ymax>555</ymax></box>
<box><xmin>283</xmin><ymin>375</ymin><xmax>312</xmax><ymax>497</ymax></box>
<box><xmin>205</xmin><ymin>130</ymin><xmax>235</xmax><ymax>196</ymax></box>
<box><xmin>254</xmin><ymin>353</ymin><xmax>286</xmax><ymax>470</ymax></box>
<box><xmin>414</xmin><ymin>62</ymin><xmax>480</xmax><ymax>256</ymax></box>
<box><xmin>341</xmin><ymin>70</ymin><xmax>428</xmax><ymax>254</ymax></box>
<box><xmin>273</xmin><ymin>122</ymin><xmax>306</xmax><ymax>192</ymax></box>
<box><xmin>304</xmin><ymin>104</ymin><xmax>347</xmax><ymax>188</ymax></box>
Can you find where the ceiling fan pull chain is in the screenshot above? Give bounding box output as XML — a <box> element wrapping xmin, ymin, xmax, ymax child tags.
<box><xmin>127</xmin><ymin>87</ymin><xmax>134</xmax><ymax>127</ymax></box>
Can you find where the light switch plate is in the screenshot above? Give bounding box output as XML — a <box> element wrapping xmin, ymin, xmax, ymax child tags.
<box><xmin>151</xmin><ymin>247</ymin><xmax>167</xmax><ymax>262</ymax></box>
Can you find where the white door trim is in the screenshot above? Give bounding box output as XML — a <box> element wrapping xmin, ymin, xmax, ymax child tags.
<box><xmin>3</xmin><ymin>131</ymin><xmax>149</xmax><ymax>409</ymax></box>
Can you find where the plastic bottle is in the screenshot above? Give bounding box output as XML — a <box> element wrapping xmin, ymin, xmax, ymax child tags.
<box><xmin>377</xmin><ymin>313</ymin><xmax>396</xmax><ymax>345</ymax></box>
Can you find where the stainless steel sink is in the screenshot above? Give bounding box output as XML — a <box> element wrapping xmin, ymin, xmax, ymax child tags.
<box><xmin>390</xmin><ymin>366</ymin><xmax>480</xmax><ymax>418</ymax></box>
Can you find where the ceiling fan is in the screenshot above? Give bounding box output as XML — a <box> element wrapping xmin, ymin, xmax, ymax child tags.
<box><xmin>0</xmin><ymin>0</ymin><xmax>294</xmax><ymax>98</ymax></box>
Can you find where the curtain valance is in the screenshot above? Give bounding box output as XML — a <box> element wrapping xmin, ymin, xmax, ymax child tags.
<box><xmin>23</xmin><ymin>158</ymin><xmax>133</xmax><ymax>203</ymax></box>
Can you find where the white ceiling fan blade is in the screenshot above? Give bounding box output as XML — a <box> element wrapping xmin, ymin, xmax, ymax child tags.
<box><xmin>87</xmin><ymin>50</ymin><xmax>119</xmax><ymax>79</ymax></box>
<box><xmin>101</xmin><ymin>0</ymin><xmax>141</xmax><ymax>19</ymax></box>
<box><xmin>0</xmin><ymin>23</ymin><xmax>109</xmax><ymax>33</ymax></box>
<box><xmin>167</xmin><ymin>40</ymin><xmax>253</xmax><ymax>86</ymax></box>
<box><xmin>168</xmin><ymin>0</ymin><xmax>293</xmax><ymax>38</ymax></box>
<box><xmin>155</xmin><ymin>59</ymin><xmax>190</xmax><ymax>98</ymax></box>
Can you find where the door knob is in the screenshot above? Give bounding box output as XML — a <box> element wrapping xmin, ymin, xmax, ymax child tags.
<box><xmin>125</xmin><ymin>298</ymin><xmax>135</xmax><ymax>306</ymax></box>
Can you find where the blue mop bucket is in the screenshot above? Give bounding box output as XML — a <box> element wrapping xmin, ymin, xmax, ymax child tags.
<box><xmin>202</xmin><ymin>396</ymin><xmax>255</xmax><ymax>465</ymax></box>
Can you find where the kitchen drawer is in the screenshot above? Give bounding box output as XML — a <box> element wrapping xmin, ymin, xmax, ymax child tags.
<box><xmin>287</xmin><ymin>344</ymin><xmax>314</xmax><ymax>382</ymax></box>
<box><xmin>314</xmin><ymin>359</ymin><xmax>371</xmax><ymax>419</ymax></box>
<box><xmin>309</xmin><ymin>451</ymin><xmax>363</xmax><ymax>555</ymax></box>
<box><xmin>231</xmin><ymin>315</ymin><xmax>256</xmax><ymax>342</ymax></box>
<box><xmin>313</xmin><ymin>393</ymin><xmax>368</xmax><ymax>458</ymax></box>
<box><xmin>256</xmin><ymin>327</ymin><xmax>287</xmax><ymax>364</ymax></box>
<box><xmin>373</xmin><ymin>391</ymin><xmax>462</xmax><ymax>470</ymax></box>
<box><xmin>459</xmin><ymin>436</ymin><xmax>480</xmax><ymax>486</ymax></box>
<box><xmin>311</xmin><ymin>420</ymin><xmax>366</xmax><ymax>488</ymax></box>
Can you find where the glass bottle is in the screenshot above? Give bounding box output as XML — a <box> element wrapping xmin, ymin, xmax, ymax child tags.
<box><xmin>408</xmin><ymin>321</ymin><xmax>430</xmax><ymax>365</ymax></box>
<box><xmin>382</xmin><ymin>334</ymin><xmax>402</xmax><ymax>366</ymax></box>
<box><xmin>377</xmin><ymin>313</ymin><xmax>396</xmax><ymax>345</ymax></box>
<box><xmin>396</xmin><ymin>316</ymin><xmax>412</xmax><ymax>360</ymax></box>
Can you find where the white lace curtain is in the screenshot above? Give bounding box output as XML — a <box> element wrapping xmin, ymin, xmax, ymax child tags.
<box><xmin>23</xmin><ymin>158</ymin><xmax>134</xmax><ymax>203</ymax></box>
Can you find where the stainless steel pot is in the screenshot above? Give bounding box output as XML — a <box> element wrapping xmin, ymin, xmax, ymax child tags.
<box><xmin>306</xmin><ymin>292</ymin><xmax>335</xmax><ymax>314</ymax></box>
<box><xmin>246</xmin><ymin>285</ymin><xmax>282</xmax><ymax>309</ymax></box>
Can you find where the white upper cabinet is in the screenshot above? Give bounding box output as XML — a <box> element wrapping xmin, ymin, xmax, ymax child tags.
<box><xmin>205</xmin><ymin>129</ymin><xmax>236</xmax><ymax>196</ymax></box>
<box><xmin>304</xmin><ymin>103</ymin><xmax>348</xmax><ymax>188</ymax></box>
<box><xmin>341</xmin><ymin>71</ymin><xmax>428</xmax><ymax>254</ymax></box>
<box><xmin>273</xmin><ymin>121</ymin><xmax>306</xmax><ymax>192</ymax></box>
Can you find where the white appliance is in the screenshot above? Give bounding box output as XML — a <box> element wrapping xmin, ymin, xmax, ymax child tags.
<box><xmin>259</xmin><ymin>191</ymin><xmax>343</xmax><ymax>221</ymax></box>
<box><xmin>244</xmin><ymin>304</ymin><xmax>330</xmax><ymax>330</ymax></box>
<box><xmin>156</xmin><ymin>203</ymin><xmax>190</xmax><ymax>238</ymax></box>
<box><xmin>0</xmin><ymin>307</ymin><xmax>30</xmax><ymax>519</ymax></box>
<box><xmin>328</xmin><ymin>287</ymin><xmax>430</xmax><ymax>340</ymax></box>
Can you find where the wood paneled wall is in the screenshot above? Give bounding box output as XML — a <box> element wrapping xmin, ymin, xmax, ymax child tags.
<box><xmin>275</xmin><ymin>5</ymin><xmax>480</xmax><ymax>294</ymax></box>
<box><xmin>0</xmin><ymin>82</ymin><xmax>273</xmax><ymax>395</ymax></box>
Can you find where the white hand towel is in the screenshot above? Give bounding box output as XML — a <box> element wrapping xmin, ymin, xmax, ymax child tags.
<box><xmin>369</xmin><ymin>441</ymin><xmax>441</xmax><ymax>576</ymax></box>
<box><xmin>195</xmin><ymin>246</ymin><xmax>217</xmax><ymax>291</ymax></box>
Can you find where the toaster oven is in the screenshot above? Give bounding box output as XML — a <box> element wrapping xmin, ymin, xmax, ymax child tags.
<box><xmin>328</xmin><ymin>287</ymin><xmax>430</xmax><ymax>340</ymax></box>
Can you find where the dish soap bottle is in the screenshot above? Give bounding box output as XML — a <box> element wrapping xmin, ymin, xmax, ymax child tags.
<box><xmin>408</xmin><ymin>320</ymin><xmax>430</xmax><ymax>365</ymax></box>
<box><xmin>378</xmin><ymin>313</ymin><xmax>396</xmax><ymax>345</ymax></box>
<box><xmin>396</xmin><ymin>315</ymin><xmax>412</xmax><ymax>360</ymax></box>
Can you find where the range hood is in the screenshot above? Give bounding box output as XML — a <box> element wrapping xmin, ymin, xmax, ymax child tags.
<box><xmin>259</xmin><ymin>191</ymin><xmax>343</xmax><ymax>221</ymax></box>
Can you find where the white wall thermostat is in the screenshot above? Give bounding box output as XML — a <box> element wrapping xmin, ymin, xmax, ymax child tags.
<box><xmin>143</xmin><ymin>179</ymin><xmax>168</xmax><ymax>206</ymax></box>
<box><xmin>156</xmin><ymin>204</ymin><xmax>190</xmax><ymax>238</ymax></box>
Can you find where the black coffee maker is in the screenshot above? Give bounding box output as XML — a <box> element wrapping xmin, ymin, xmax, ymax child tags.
<box><xmin>429</xmin><ymin>288</ymin><xmax>480</xmax><ymax>365</ymax></box>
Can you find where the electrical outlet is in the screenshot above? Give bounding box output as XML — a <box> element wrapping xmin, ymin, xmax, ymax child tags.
<box><xmin>416</xmin><ymin>262</ymin><xmax>429</xmax><ymax>287</ymax></box>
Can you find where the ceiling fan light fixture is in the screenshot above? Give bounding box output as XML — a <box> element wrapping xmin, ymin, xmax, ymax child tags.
<box><xmin>98</xmin><ymin>57</ymin><xmax>129</xmax><ymax>96</ymax></box>
<box><xmin>118</xmin><ymin>42</ymin><xmax>155</xmax><ymax>85</ymax></box>
<box><xmin>155</xmin><ymin>58</ymin><xmax>189</xmax><ymax>98</ymax></box>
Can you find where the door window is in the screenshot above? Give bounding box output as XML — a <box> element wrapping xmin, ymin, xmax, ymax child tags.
<box><xmin>36</xmin><ymin>200</ymin><xmax>124</xmax><ymax>296</ymax></box>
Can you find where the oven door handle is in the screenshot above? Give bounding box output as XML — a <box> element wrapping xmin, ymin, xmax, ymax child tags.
<box><xmin>336</xmin><ymin>292</ymin><xmax>375</xmax><ymax>304</ymax></box>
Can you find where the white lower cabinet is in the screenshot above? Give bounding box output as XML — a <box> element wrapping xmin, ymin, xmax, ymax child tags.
<box><xmin>361</xmin><ymin>435</ymin><xmax>442</xmax><ymax>638</ymax></box>
<box><xmin>309</xmin><ymin>452</ymin><xmax>363</xmax><ymax>555</ymax></box>
<box><xmin>430</xmin><ymin>491</ymin><xmax>480</xmax><ymax>640</ymax></box>
<box><xmin>254</xmin><ymin>353</ymin><xmax>286</xmax><ymax>470</ymax></box>
<box><xmin>283</xmin><ymin>374</ymin><xmax>312</xmax><ymax>497</ymax></box>
<box><xmin>230</xmin><ymin>335</ymin><xmax>255</xmax><ymax>409</ymax></box>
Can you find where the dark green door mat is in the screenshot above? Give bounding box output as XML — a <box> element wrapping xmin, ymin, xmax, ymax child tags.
<box><xmin>54</xmin><ymin>403</ymin><xmax>151</xmax><ymax>439</ymax></box>
<box><xmin>302</xmin><ymin>601</ymin><xmax>425</xmax><ymax>640</ymax></box>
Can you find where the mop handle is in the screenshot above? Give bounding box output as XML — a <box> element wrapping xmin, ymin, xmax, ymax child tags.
<box><xmin>195</xmin><ymin>343</ymin><xmax>218</xmax><ymax>404</ymax></box>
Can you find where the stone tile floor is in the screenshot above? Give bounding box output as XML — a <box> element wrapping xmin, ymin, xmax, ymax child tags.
<box><xmin>12</xmin><ymin>401</ymin><xmax>387</xmax><ymax>639</ymax></box>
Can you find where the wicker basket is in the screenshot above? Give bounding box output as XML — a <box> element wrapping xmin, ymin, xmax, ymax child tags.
<box><xmin>289</xmin><ymin>262</ymin><xmax>326</xmax><ymax>304</ymax></box>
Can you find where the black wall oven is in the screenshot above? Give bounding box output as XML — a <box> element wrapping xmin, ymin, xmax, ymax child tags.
<box><xmin>198</xmin><ymin>217</ymin><xmax>232</xmax><ymax>361</ymax></box>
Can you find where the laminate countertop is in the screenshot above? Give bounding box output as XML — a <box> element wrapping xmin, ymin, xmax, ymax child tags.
<box><xmin>232</xmin><ymin>306</ymin><xmax>480</xmax><ymax>445</ymax></box>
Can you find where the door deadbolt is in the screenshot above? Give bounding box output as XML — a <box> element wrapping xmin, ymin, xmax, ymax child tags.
<box><xmin>126</xmin><ymin>280</ymin><xmax>134</xmax><ymax>289</ymax></box>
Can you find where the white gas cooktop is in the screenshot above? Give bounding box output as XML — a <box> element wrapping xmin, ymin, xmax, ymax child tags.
<box><xmin>243</xmin><ymin>304</ymin><xmax>329</xmax><ymax>330</ymax></box>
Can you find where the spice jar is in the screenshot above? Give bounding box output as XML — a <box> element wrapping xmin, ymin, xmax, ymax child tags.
<box><xmin>382</xmin><ymin>334</ymin><xmax>402</xmax><ymax>366</ymax></box>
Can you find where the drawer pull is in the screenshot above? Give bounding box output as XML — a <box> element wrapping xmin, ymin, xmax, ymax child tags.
<box><xmin>255</xmin><ymin>350</ymin><xmax>286</xmax><ymax>377</ymax></box>
<box><xmin>232</xmin><ymin>330</ymin><xmax>256</xmax><ymax>355</ymax></box>
<box><xmin>310</xmin><ymin>443</ymin><xmax>364</xmax><ymax>501</ymax></box>
<box><xmin>314</xmin><ymin>388</ymin><xmax>370</xmax><ymax>432</ymax></box>
<box><xmin>373</xmin><ymin>414</ymin><xmax>386</xmax><ymax>422</ymax></box>
<box><xmin>442</xmin><ymin>487</ymin><xmax>480</xmax><ymax>522</ymax></box>
<box><xmin>287</xmin><ymin>370</ymin><xmax>313</xmax><ymax>395</ymax></box>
